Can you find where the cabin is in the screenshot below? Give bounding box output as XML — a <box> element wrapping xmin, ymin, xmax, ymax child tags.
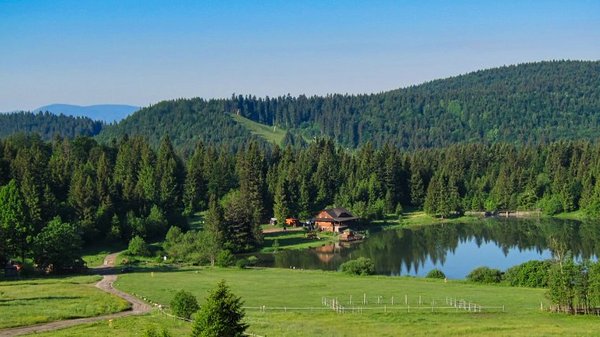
<box><xmin>285</xmin><ymin>217</ymin><xmax>301</xmax><ymax>227</ymax></box>
<box><xmin>314</xmin><ymin>207</ymin><xmax>358</xmax><ymax>232</ymax></box>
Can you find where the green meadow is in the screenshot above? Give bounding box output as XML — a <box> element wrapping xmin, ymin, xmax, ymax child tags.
<box><xmin>230</xmin><ymin>113</ymin><xmax>288</xmax><ymax>146</ymax></box>
<box><xmin>0</xmin><ymin>275</ymin><xmax>130</xmax><ymax>329</ymax></box>
<box><xmin>8</xmin><ymin>267</ymin><xmax>600</xmax><ymax>336</ymax></box>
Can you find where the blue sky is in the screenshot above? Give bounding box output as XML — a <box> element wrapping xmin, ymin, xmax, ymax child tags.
<box><xmin>1</xmin><ymin>0</ymin><xmax>599</xmax><ymax>111</ymax></box>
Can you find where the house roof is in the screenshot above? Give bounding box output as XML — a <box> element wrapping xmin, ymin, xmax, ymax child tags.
<box><xmin>314</xmin><ymin>207</ymin><xmax>358</xmax><ymax>222</ymax></box>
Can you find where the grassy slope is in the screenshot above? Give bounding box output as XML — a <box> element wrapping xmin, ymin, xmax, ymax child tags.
<box><xmin>230</xmin><ymin>113</ymin><xmax>287</xmax><ymax>146</ymax></box>
<box><xmin>0</xmin><ymin>275</ymin><xmax>130</xmax><ymax>329</ymax></box>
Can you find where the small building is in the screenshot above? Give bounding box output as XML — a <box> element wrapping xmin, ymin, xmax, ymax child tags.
<box><xmin>314</xmin><ymin>207</ymin><xmax>358</xmax><ymax>233</ymax></box>
<box><xmin>269</xmin><ymin>217</ymin><xmax>278</xmax><ymax>225</ymax></box>
<box><xmin>285</xmin><ymin>217</ymin><xmax>301</xmax><ymax>227</ymax></box>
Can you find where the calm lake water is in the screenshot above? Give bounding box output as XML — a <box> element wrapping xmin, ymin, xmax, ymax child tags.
<box><xmin>258</xmin><ymin>218</ymin><xmax>600</xmax><ymax>279</ymax></box>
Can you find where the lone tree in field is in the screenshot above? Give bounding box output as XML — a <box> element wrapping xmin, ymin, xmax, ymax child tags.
<box><xmin>170</xmin><ymin>290</ymin><xmax>199</xmax><ymax>319</ymax></box>
<box><xmin>191</xmin><ymin>280</ymin><xmax>247</xmax><ymax>337</ymax></box>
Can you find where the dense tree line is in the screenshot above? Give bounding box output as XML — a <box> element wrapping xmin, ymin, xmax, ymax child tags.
<box><xmin>5</xmin><ymin>133</ymin><xmax>600</xmax><ymax>270</ymax></box>
<box><xmin>97</xmin><ymin>61</ymin><xmax>600</xmax><ymax>151</ymax></box>
<box><xmin>0</xmin><ymin>112</ymin><xmax>103</xmax><ymax>140</ymax></box>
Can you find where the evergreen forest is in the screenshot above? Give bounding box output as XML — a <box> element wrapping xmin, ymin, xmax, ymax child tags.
<box><xmin>4</xmin><ymin>132</ymin><xmax>600</xmax><ymax>271</ymax></box>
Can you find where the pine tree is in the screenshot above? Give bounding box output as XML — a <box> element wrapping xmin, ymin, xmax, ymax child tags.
<box><xmin>156</xmin><ymin>136</ymin><xmax>185</xmax><ymax>224</ymax></box>
<box><xmin>0</xmin><ymin>180</ymin><xmax>31</xmax><ymax>261</ymax></box>
<box><xmin>191</xmin><ymin>280</ymin><xmax>247</xmax><ymax>337</ymax></box>
<box><xmin>183</xmin><ymin>143</ymin><xmax>207</xmax><ymax>215</ymax></box>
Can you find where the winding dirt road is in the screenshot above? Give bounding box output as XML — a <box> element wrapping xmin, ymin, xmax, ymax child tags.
<box><xmin>0</xmin><ymin>253</ymin><xmax>151</xmax><ymax>337</ymax></box>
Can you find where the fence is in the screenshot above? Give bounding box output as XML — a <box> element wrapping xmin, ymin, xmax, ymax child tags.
<box><xmin>318</xmin><ymin>295</ymin><xmax>505</xmax><ymax>314</ymax></box>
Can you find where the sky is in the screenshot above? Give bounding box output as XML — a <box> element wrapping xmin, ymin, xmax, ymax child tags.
<box><xmin>1</xmin><ymin>0</ymin><xmax>599</xmax><ymax>111</ymax></box>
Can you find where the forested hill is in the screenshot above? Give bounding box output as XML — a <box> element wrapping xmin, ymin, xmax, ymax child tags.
<box><xmin>97</xmin><ymin>60</ymin><xmax>600</xmax><ymax>150</ymax></box>
<box><xmin>0</xmin><ymin>111</ymin><xmax>104</xmax><ymax>140</ymax></box>
<box><xmin>95</xmin><ymin>99</ymin><xmax>263</xmax><ymax>153</ymax></box>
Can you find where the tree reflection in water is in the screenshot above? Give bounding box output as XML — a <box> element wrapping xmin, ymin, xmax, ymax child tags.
<box><xmin>259</xmin><ymin>218</ymin><xmax>600</xmax><ymax>278</ymax></box>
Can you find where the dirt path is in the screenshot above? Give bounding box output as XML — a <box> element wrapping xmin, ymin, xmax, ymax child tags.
<box><xmin>0</xmin><ymin>253</ymin><xmax>152</xmax><ymax>337</ymax></box>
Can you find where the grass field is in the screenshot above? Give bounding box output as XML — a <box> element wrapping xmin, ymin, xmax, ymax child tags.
<box><xmin>373</xmin><ymin>210</ymin><xmax>482</xmax><ymax>229</ymax></box>
<box><xmin>261</xmin><ymin>227</ymin><xmax>337</xmax><ymax>252</ymax></box>
<box><xmin>230</xmin><ymin>113</ymin><xmax>288</xmax><ymax>146</ymax></box>
<box><xmin>0</xmin><ymin>275</ymin><xmax>130</xmax><ymax>329</ymax></box>
<box><xmin>82</xmin><ymin>244</ymin><xmax>127</xmax><ymax>267</ymax></box>
<box><xmin>104</xmin><ymin>267</ymin><xmax>598</xmax><ymax>337</ymax></box>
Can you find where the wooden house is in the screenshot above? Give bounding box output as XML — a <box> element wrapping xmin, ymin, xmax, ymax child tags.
<box><xmin>314</xmin><ymin>207</ymin><xmax>358</xmax><ymax>232</ymax></box>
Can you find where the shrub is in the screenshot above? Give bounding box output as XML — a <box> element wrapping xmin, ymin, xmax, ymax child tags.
<box><xmin>236</xmin><ymin>258</ymin><xmax>248</xmax><ymax>269</ymax></box>
<box><xmin>170</xmin><ymin>290</ymin><xmax>199</xmax><ymax>319</ymax></box>
<box><xmin>246</xmin><ymin>256</ymin><xmax>258</xmax><ymax>266</ymax></box>
<box><xmin>504</xmin><ymin>260</ymin><xmax>552</xmax><ymax>288</ymax></box>
<box><xmin>216</xmin><ymin>250</ymin><xmax>235</xmax><ymax>267</ymax></box>
<box><xmin>467</xmin><ymin>266</ymin><xmax>502</xmax><ymax>283</ymax></box>
<box><xmin>339</xmin><ymin>257</ymin><xmax>375</xmax><ymax>276</ymax></box>
<box><xmin>128</xmin><ymin>235</ymin><xmax>151</xmax><ymax>257</ymax></box>
<box><xmin>143</xmin><ymin>327</ymin><xmax>172</xmax><ymax>337</ymax></box>
<box><xmin>426</xmin><ymin>269</ymin><xmax>446</xmax><ymax>279</ymax></box>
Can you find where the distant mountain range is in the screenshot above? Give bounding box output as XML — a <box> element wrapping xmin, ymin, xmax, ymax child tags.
<box><xmin>33</xmin><ymin>104</ymin><xmax>139</xmax><ymax>123</ymax></box>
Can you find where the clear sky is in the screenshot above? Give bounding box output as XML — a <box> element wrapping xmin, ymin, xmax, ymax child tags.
<box><xmin>1</xmin><ymin>0</ymin><xmax>599</xmax><ymax>111</ymax></box>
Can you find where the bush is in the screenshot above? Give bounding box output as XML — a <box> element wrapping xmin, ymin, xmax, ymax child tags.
<box><xmin>467</xmin><ymin>266</ymin><xmax>502</xmax><ymax>283</ymax></box>
<box><xmin>246</xmin><ymin>256</ymin><xmax>258</xmax><ymax>266</ymax></box>
<box><xmin>236</xmin><ymin>258</ymin><xmax>248</xmax><ymax>269</ymax></box>
<box><xmin>539</xmin><ymin>195</ymin><xmax>563</xmax><ymax>215</ymax></box>
<box><xmin>426</xmin><ymin>269</ymin><xmax>446</xmax><ymax>279</ymax></box>
<box><xmin>504</xmin><ymin>260</ymin><xmax>552</xmax><ymax>288</ymax></box>
<box><xmin>339</xmin><ymin>257</ymin><xmax>375</xmax><ymax>276</ymax></box>
<box><xmin>143</xmin><ymin>327</ymin><xmax>172</xmax><ymax>337</ymax></box>
<box><xmin>170</xmin><ymin>290</ymin><xmax>199</xmax><ymax>319</ymax></box>
<box><xmin>128</xmin><ymin>235</ymin><xmax>151</xmax><ymax>257</ymax></box>
<box><xmin>216</xmin><ymin>250</ymin><xmax>235</xmax><ymax>267</ymax></box>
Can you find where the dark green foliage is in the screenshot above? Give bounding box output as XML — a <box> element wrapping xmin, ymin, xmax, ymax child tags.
<box><xmin>191</xmin><ymin>280</ymin><xmax>247</xmax><ymax>337</ymax></box>
<box><xmin>467</xmin><ymin>266</ymin><xmax>503</xmax><ymax>283</ymax></box>
<box><xmin>0</xmin><ymin>112</ymin><xmax>103</xmax><ymax>140</ymax></box>
<box><xmin>98</xmin><ymin>61</ymin><xmax>600</xmax><ymax>151</ymax></box>
<box><xmin>0</xmin><ymin>179</ymin><xmax>30</xmax><ymax>262</ymax></box>
<box><xmin>32</xmin><ymin>217</ymin><xmax>83</xmax><ymax>273</ymax></box>
<box><xmin>426</xmin><ymin>269</ymin><xmax>446</xmax><ymax>279</ymax></box>
<box><xmin>128</xmin><ymin>235</ymin><xmax>151</xmax><ymax>257</ymax></box>
<box><xmin>504</xmin><ymin>260</ymin><xmax>552</xmax><ymax>288</ymax></box>
<box><xmin>170</xmin><ymin>290</ymin><xmax>199</xmax><ymax>319</ymax></box>
<box><xmin>97</xmin><ymin>99</ymin><xmax>258</xmax><ymax>153</ymax></box>
<box><xmin>143</xmin><ymin>327</ymin><xmax>172</xmax><ymax>337</ymax></box>
<box><xmin>339</xmin><ymin>257</ymin><xmax>375</xmax><ymax>276</ymax></box>
<box><xmin>216</xmin><ymin>250</ymin><xmax>235</xmax><ymax>267</ymax></box>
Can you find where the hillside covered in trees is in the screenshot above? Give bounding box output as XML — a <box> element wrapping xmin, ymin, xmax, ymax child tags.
<box><xmin>0</xmin><ymin>111</ymin><xmax>104</xmax><ymax>140</ymax></box>
<box><xmin>97</xmin><ymin>60</ymin><xmax>600</xmax><ymax>151</ymax></box>
<box><xmin>4</xmin><ymin>132</ymin><xmax>600</xmax><ymax>271</ymax></box>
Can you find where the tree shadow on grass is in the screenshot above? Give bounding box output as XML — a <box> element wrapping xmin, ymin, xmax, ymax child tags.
<box><xmin>0</xmin><ymin>295</ymin><xmax>82</xmax><ymax>304</ymax></box>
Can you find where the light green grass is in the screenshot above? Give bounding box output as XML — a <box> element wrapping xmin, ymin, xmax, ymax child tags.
<box><xmin>104</xmin><ymin>267</ymin><xmax>600</xmax><ymax>337</ymax></box>
<box><xmin>261</xmin><ymin>229</ymin><xmax>337</xmax><ymax>252</ymax></box>
<box><xmin>0</xmin><ymin>275</ymin><xmax>130</xmax><ymax>329</ymax></box>
<box><xmin>553</xmin><ymin>209</ymin><xmax>589</xmax><ymax>221</ymax></box>
<box><xmin>374</xmin><ymin>210</ymin><xmax>481</xmax><ymax>229</ymax></box>
<box><xmin>230</xmin><ymin>113</ymin><xmax>287</xmax><ymax>145</ymax></box>
<box><xmin>21</xmin><ymin>313</ymin><xmax>191</xmax><ymax>337</ymax></box>
<box><xmin>82</xmin><ymin>244</ymin><xmax>126</xmax><ymax>267</ymax></box>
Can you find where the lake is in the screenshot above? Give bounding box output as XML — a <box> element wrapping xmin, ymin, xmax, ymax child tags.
<box><xmin>258</xmin><ymin>217</ymin><xmax>600</xmax><ymax>279</ymax></box>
